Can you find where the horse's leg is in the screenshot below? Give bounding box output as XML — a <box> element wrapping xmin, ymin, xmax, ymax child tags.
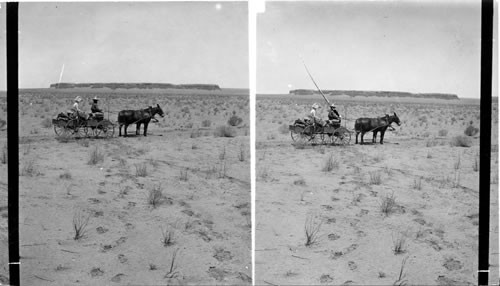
<box><xmin>380</xmin><ymin>131</ymin><xmax>385</xmax><ymax>144</ymax></box>
<box><xmin>144</xmin><ymin>122</ymin><xmax>149</xmax><ymax>136</ymax></box>
<box><xmin>136</xmin><ymin>123</ymin><xmax>140</xmax><ymax>136</ymax></box>
<box><xmin>355</xmin><ymin>132</ymin><xmax>359</xmax><ymax>144</ymax></box>
<box><xmin>360</xmin><ymin>132</ymin><xmax>365</xmax><ymax>145</ymax></box>
<box><xmin>124</xmin><ymin>124</ymin><xmax>129</xmax><ymax>137</ymax></box>
<box><xmin>373</xmin><ymin>131</ymin><xmax>377</xmax><ymax>143</ymax></box>
<box><xmin>118</xmin><ymin>124</ymin><xmax>122</xmax><ymax>137</ymax></box>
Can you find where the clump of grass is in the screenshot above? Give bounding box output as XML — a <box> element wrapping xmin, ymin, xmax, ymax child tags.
<box><xmin>294</xmin><ymin>178</ymin><xmax>306</xmax><ymax>186</ymax></box>
<box><xmin>380</xmin><ymin>192</ymin><xmax>397</xmax><ymax>217</ymax></box>
<box><xmin>438</xmin><ymin>129</ymin><xmax>448</xmax><ymax>137</ymax></box>
<box><xmin>453</xmin><ymin>153</ymin><xmax>461</xmax><ymax>170</ymax></box>
<box><xmin>161</xmin><ymin>228</ymin><xmax>175</xmax><ymax>247</ymax></box>
<box><xmin>73</xmin><ymin>210</ymin><xmax>91</xmax><ymax>240</ymax></box>
<box><xmin>213</xmin><ymin>125</ymin><xmax>236</xmax><ymax>137</ymax></box>
<box><xmin>464</xmin><ymin>124</ymin><xmax>479</xmax><ymax>136</ymax></box>
<box><xmin>473</xmin><ymin>155</ymin><xmax>479</xmax><ymax>172</ymax></box>
<box><xmin>88</xmin><ymin>146</ymin><xmax>104</xmax><ymax>165</ymax></box>
<box><xmin>219</xmin><ymin>146</ymin><xmax>226</xmax><ymax>160</ymax></box>
<box><xmin>190</xmin><ymin>129</ymin><xmax>202</xmax><ymax>138</ymax></box>
<box><xmin>179</xmin><ymin>168</ymin><xmax>188</xmax><ymax>181</ymax></box>
<box><xmin>135</xmin><ymin>163</ymin><xmax>148</xmax><ymax>177</ymax></box>
<box><xmin>392</xmin><ymin>233</ymin><xmax>408</xmax><ymax>255</ymax></box>
<box><xmin>304</xmin><ymin>214</ymin><xmax>322</xmax><ymax>247</ymax></box>
<box><xmin>59</xmin><ymin>171</ymin><xmax>72</xmax><ymax>180</ymax></box>
<box><xmin>238</xmin><ymin>144</ymin><xmax>245</xmax><ymax>162</ymax></box>
<box><xmin>412</xmin><ymin>177</ymin><xmax>422</xmax><ymax>190</ymax></box>
<box><xmin>164</xmin><ymin>248</ymin><xmax>180</xmax><ymax>278</ymax></box>
<box><xmin>369</xmin><ymin>171</ymin><xmax>382</xmax><ymax>185</ymax></box>
<box><xmin>148</xmin><ymin>185</ymin><xmax>163</xmax><ymax>208</ymax></box>
<box><xmin>21</xmin><ymin>158</ymin><xmax>39</xmax><ymax>176</ymax></box>
<box><xmin>201</xmin><ymin>119</ymin><xmax>211</xmax><ymax>128</ymax></box>
<box><xmin>426</xmin><ymin>139</ymin><xmax>438</xmax><ymax>147</ymax></box>
<box><xmin>450</xmin><ymin>135</ymin><xmax>472</xmax><ymax>147</ymax></box>
<box><xmin>322</xmin><ymin>154</ymin><xmax>339</xmax><ymax>172</ymax></box>
<box><xmin>1</xmin><ymin>144</ymin><xmax>6</xmax><ymax>164</ymax></box>
<box><xmin>227</xmin><ymin>111</ymin><xmax>243</xmax><ymax>126</ymax></box>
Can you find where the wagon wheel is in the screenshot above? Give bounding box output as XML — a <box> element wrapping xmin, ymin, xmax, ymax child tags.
<box><xmin>290</xmin><ymin>128</ymin><xmax>301</xmax><ymax>142</ymax></box>
<box><xmin>66</xmin><ymin>119</ymin><xmax>86</xmax><ymax>139</ymax></box>
<box><xmin>333</xmin><ymin>127</ymin><xmax>351</xmax><ymax>145</ymax></box>
<box><xmin>54</xmin><ymin>121</ymin><xmax>70</xmax><ymax>137</ymax></box>
<box><xmin>303</xmin><ymin>125</ymin><xmax>320</xmax><ymax>145</ymax></box>
<box><xmin>325</xmin><ymin>133</ymin><xmax>335</xmax><ymax>145</ymax></box>
<box><xmin>95</xmin><ymin>122</ymin><xmax>115</xmax><ymax>138</ymax></box>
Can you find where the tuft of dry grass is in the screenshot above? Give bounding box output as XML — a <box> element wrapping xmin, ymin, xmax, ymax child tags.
<box><xmin>164</xmin><ymin>248</ymin><xmax>180</xmax><ymax>279</ymax></box>
<box><xmin>393</xmin><ymin>256</ymin><xmax>409</xmax><ymax>285</ymax></box>
<box><xmin>88</xmin><ymin>146</ymin><xmax>104</xmax><ymax>165</ymax></box>
<box><xmin>238</xmin><ymin>144</ymin><xmax>246</xmax><ymax>162</ymax></box>
<box><xmin>59</xmin><ymin>171</ymin><xmax>72</xmax><ymax>180</ymax></box>
<box><xmin>135</xmin><ymin>163</ymin><xmax>148</xmax><ymax>177</ymax></box>
<box><xmin>21</xmin><ymin>158</ymin><xmax>39</xmax><ymax>176</ymax></box>
<box><xmin>73</xmin><ymin>210</ymin><xmax>90</xmax><ymax>240</ymax></box>
<box><xmin>148</xmin><ymin>185</ymin><xmax>163</xmax><ymax>208</ymax></box>
<box><xmin>304</xmin><ymin>214</ymin><xmax>322</xmax><ymax>247</ymax></box>
<box><xmin>392</xmin><ymin>232</ymin><xmax>408</xmax><ymax>255</ymax></box>
<box><xmin>227</xmin><ymin>112</ymin><xmax>243</xmax><ymax>126</ymax></box>
<box><xmin>179</xmin><ymin>168</ymin><xmax>188</xmax><ymax>181</ymax></box>
<box><xmin>438</xmin><ymin>129</ymin><xmax>448</xmax><ymax>137</ymax></box>
<box><xmin>369</xmin><ymin>171</ymin><xmax>382</xmax><ymax>185</ymax></box>
<box><xmin>464</xmin><ymin>124</ymin><xmax>479</xmax><ymax>136</ymax></box>
<box><xmin>412</xmin><ymin>177</ymin><xmax>422</xmax><ymax>190</ymax></box>
<box><xmin>322</xmin><ymin>154</ymin><xmax>339</xmax><ymax>172</ymax></box>
<box><xmin>161</xmin><ymin>228</ymin><xmax>175</xmax><ymax>247</ymax></box>
<box><xmin>380</xmin><ymin>192</ymin><xmax>397</xmax><ymax>217</ymax></box>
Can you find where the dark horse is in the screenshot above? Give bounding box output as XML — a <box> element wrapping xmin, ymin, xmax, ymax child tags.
<box><xmin>118</xmin><ymin>104</ymin><xmax>165</xmax><ymax>137</ymax></box>
<box><xmin>354</xmin><ymin>112</ymin><xmax>401</xmax><ymax>144</ymax></box>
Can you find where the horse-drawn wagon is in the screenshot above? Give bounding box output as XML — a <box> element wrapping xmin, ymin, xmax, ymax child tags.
<box><xmin>52</xmin><ymin>112</ymin><xmax>115</xmax><ymax>139</ymax></box>
<box><xmin>289</xmin><ymin>119</ymin><xmax>351</xmax><ymax>146</ymax></box>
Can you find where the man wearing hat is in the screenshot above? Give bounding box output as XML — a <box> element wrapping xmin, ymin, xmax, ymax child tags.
<box><xmin>308</xmin><ymin>103</ymin><xmax>324</xmax><ymax>126</ymax></box>
<box><xmin>328</xmin><ymin>103</ymin><xmax>341</xmax><ymax>125</ymax></box>
<box><xmin>91</xmin><ymin>96</ymin><xmax>103</xmax><ymax>113</ymax></box>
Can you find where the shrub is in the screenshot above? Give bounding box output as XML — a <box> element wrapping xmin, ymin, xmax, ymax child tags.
<box><xmin>322</xmin><ymin>154</ymin><xmax>339</xmax><ymax>172</ymax></box>
<box><xmin>59</xmin><ymin>171</ymin><xmax>72</xmax><ymax>180</ymax></box>
<box><xmin>162</xmin><ymin>228</ymin><xmax>175</xmax><ymax>247</ymax></box>
<box><xmin>438</xmin><ymin>129</ymin><xmax>448</xmax><ymax>137</ymax></box>
<box><xmin>227</xmin><ymin>112</ymin><xmax>243</xmax><ymax>127</ymax></box>
<box><xmin>450</xmin><ymin>136</ymin><xmax>472</xmax><ymax>147</ymax></box>
<box><xmin>392</xmin><ymin>232</ymin><xmax>408</xmax><ymax>255</ymax></box>
<box><xmin>201</xmin><ymin>119</ymin><xmax>212</xmax><ymax>127</ymax></box>
<box><xmin>190</xmin><ymin>129</ymin><xmax>202</xmax><ymax>138</ymax></box>
<box><xmin>464</xmin><ymin>125</ymin><xmax>479</xmax><ymax>136</ymax></box>
<box><xmin>21</xmin><ymin>158</ymin><xmax>38</xmax><ymax>176</ymax></box>
<box><xmin>213</xmin><ymin>125</ymin><xmax>236</xmax><ymax>137</ymax></box>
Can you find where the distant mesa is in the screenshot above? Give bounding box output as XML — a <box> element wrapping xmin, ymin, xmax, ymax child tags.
<box><xmin>50</xmin><ymin>82</ymin><xmax>221</xmax><ymax>91</ymax></box>
<box><xmin>289</xmin><ymin>89</ymin><xmax>459</xmax><ymax>100</ymax></box>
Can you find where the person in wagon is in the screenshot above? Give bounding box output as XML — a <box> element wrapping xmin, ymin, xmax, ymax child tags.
<box><xmin>90</xmin><ymin>96</ymin><xmax>104</xmax><ymax>119</ymax></box>
<box><xmin>327</xmin><ymin>103</ymin><xmax>341</xmax><ymax>125</ymax></box>
<box><xmin>71</xmin><ymin>96</ymin><xmax>89</xmax><ymax>120</ymax></box>
<box><xmin>308</xmin><ymin>103</ymin><xmax>324</xmax><ymax>126</ymax></box>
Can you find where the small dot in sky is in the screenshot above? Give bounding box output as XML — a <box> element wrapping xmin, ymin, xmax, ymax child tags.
<box><xmin>288</xmin><ymin>84</ymin><xmax>293</xmax><ymax>89</ymax></box>
<box><xmin>215</xmin><ymin>3</ymin><xmax>222</xmax><ymax>10</ymax></box>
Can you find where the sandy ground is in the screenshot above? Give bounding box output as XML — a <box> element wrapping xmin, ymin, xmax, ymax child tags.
<box><xmin>0</xmin><ymin>90</ymin><xmax>251</xmax><ymax>285</ymax></box>
<box><xmin>255</xmin><ymin>95</ymin><xmax>498</xmax><ymax>285</ymax></box>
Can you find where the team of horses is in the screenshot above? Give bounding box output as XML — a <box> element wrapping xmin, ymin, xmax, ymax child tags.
<box><xmin>118</xmin><ymin>104</ymin><xmax>165</xmax><ymax>137</ymax></box>
<box><xmin>354</xmin><ymin>112</ymin><xmax>401</xmax><ymax>144</ymax></box>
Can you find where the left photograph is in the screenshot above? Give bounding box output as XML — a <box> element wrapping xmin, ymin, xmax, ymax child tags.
<box><xmin>13</xmin><ymin>2</ymin><xmax>250</xmax><ymax>285</ymax></box>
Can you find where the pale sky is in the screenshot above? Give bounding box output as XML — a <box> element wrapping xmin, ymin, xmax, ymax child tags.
<box><xmin>257</xmin><ymin>1</ymin><xmax>487</xmax><ymax>98</ymax></box>
<box><xmin>12</xmin><ymin>2</ymin><xmax>248</xmax><ymax>89</ymax></box>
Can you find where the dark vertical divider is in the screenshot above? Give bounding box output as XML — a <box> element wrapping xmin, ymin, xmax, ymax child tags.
<box><xmin>6</xmin><ymin>2</ymin><xmax>19</xmax><ymax>286</ymax></box>
<box><xmin>478</xmin><ymin>0</ymin><xmax>493</xmax><ymax>285</ymax></box>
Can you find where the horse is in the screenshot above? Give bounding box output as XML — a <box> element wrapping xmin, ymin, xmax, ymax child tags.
<box><xmin>354</xmin><ymin>112</ymin><xmax>401</xmax><ymax>144</ymax></box>
<box><xmin>118</xmin><ymin>104</ymin><xmax>164</xmax><ymax>137</ymax></box>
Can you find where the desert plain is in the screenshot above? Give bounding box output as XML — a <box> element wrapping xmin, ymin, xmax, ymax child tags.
<box><xmin>0</xmin><ymin>88</ymin><xmax>251</xmax><ymax>285</ymax></box>
<box><xmin>255</xmin><ymin>94</ymin><xmax>498</xmax><ymax>285</ymax></box>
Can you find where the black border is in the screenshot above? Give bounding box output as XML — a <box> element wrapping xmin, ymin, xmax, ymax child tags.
<box><xmin>6</xmin><ymin>2</ymin><xmax>19</xmax><ymax>286</ymax></box>
<box><xmin>479</xmin><ymin>0</ymin><xmax>494</xmax><ymax>285</ymax></box>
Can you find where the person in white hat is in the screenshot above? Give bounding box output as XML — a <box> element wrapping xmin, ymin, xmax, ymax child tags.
<box><xmin>71</xmin><ymin>96</ymin><xmax>88</xmax><ymax>120</ymax></box>
<box><xmin>308</xmin><ymin>103</ymin><xmax>323</xmax><ymax>126</ymax></box>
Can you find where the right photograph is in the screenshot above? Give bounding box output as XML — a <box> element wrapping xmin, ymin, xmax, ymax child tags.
<box><xmin>255</xmin><ymin>1</ymin><xmax>497</xmax><ymax>285</ymax></box>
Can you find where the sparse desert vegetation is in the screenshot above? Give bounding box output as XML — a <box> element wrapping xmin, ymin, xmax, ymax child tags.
<box><xmin>5</xmin><ymin>89</ymin><xmax>250</xmax><ymax>285</ymax></box>
<box><xmin>256</xmin><ymin>94</ymin><xmax>496</xmax><ymax>285</ymax></box>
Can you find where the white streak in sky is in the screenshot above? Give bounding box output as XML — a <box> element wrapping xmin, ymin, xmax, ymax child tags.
<box><xmin>58</xmin><ymin>63</ymin><xmax>65</xmax><ymax>84</ymax></box>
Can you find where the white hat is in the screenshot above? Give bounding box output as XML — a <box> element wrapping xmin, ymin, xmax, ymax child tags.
<box><xmin>312</xmin><ymin>103</ymin><xmax>320</xmax><ymax>109</ymax></box>
<box><xmin>74</xmin><ymin>96</ymin><xmax>82</xmax><ymax>102</ymax></box>
<box><xmin>330</xmin><ymin>103</ymin><xmax>336</xmax><ymax>108</ymax></box>
<box><xmin>93</xmin><ymin>96</ymin><xmax>99</xmax><ymax>101</ymax></box>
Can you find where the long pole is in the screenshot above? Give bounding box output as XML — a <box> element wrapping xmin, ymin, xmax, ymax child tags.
<box><xmin>478</xmin><ymin>0</ymin><xmax>493</xmax><ymax>285</ymax></box>
<box><xmin>7</xmin><ymin>3</ymin><xmax>20</xmax><ymax>285</ymax></box>
<box><xmin>301</xmin><ymin>58</ymin><xmax>330</xmax><ymax>106</ymax></box>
